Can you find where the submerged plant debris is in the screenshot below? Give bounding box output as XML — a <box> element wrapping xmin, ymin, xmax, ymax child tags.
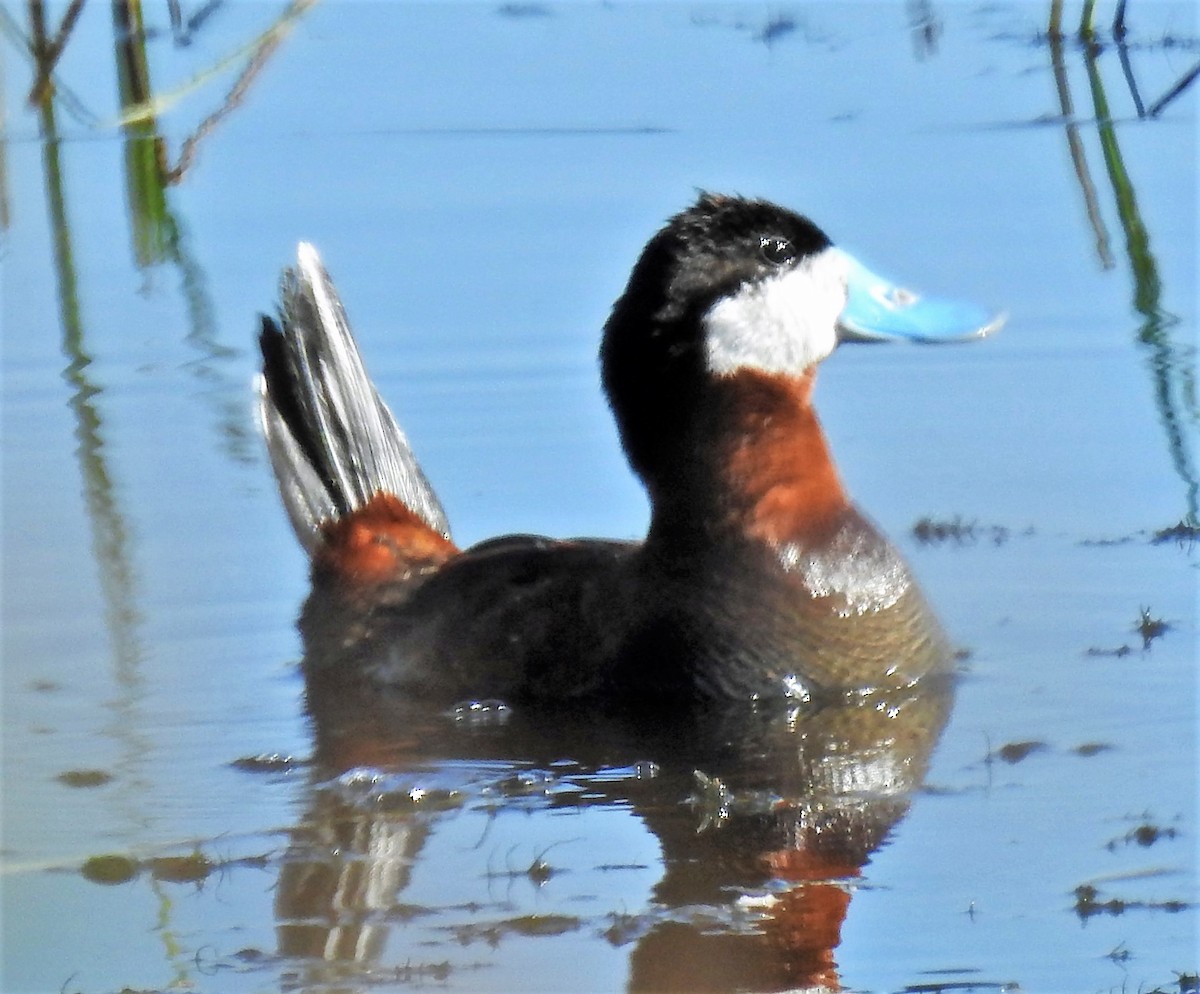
<box><xmin>1106</xmin><ymin>820</ymin><xmax>1180</xmax><ymax>850</ymax></box>
<box><xmin>80</xmin><ymin>848</ymin><xmax>272</xmax><ymax>887</ymax></box>
<box><xmin>1072</xmin><ymin>883</ymin><xmax>1192</xmax><ymax>920</ymax></box>
<box><xmin>445</xmin><ymin>914</ymin><xmax>583</xmax><ymax>945</ymax></box>
<box><xmin>1152</xmin><ymin>520</ymin><xmax>1200</xmax><ymax>546</ymax></box>
<box><xmin>990</xmin><ymin>740</ymin><xmax>1048</xmax><ymax>764</ymax></box>
<box><xmin>1073</xmin><ymin>742</ymin><xmax>1114</xmax><ymax>757</ymax></box>
<box><xmin>1085</xmin><ymin>644</ymin><xmax>1135</xmax><ymax>658</ymax></box>
<box><xmin>1135</xmin><ymin>607</ymin><xmax>1171</xmax><ymax>648</ymax></box>
<box><xmin>911</xmin><ymin>516</ymin><xmax>1029</xmax><ymax>547</ymax></box>
<box><xmin>1085</xmin><ymin>606</ymin><xmax>1173</xmax><ymax>658</ymax></box>
<box><xmin>55</xmin><ymin>769</ymin><xmax>114</xmax><ymax>788</ymax></box>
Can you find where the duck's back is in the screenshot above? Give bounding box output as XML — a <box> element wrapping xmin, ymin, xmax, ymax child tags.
<box><xmin>301</xmin><ymin>534</ymin><xmax>638</xmax><ymax>700</ymax></box>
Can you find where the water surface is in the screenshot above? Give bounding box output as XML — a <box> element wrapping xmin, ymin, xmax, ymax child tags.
<box><xmin>2</xmin><ymin>3</ymin><xmax>1196</xmax><ymax>992</ymax></box>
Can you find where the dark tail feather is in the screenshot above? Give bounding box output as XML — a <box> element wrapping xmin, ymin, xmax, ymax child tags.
<box><xmin>258</xmin><ymin>243</ymin><xmax>451</xmax><ymax>553</ymax></box>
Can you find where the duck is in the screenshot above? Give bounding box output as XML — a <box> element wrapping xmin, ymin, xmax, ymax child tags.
<box><xmin>258</xmin><ymin>193</ymin><xmax>1001</xmax><ymax>706</ymax></box>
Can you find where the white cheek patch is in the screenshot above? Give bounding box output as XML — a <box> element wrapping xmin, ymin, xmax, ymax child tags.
<box><xmin>702</xmin><ymin>246</ymin><xmax>849</xmax><ymax>377</ymax></box>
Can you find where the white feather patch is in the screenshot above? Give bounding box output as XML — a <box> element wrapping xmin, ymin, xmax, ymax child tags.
<box><xmin>702</xmin><ymin>247</ymin><xmax>849</xmax><ymax>377</ymax></box>
<box><xmin>777</xmin><ymin>525</ymin><xmax>911</xmax><ymax>616</ymax></box>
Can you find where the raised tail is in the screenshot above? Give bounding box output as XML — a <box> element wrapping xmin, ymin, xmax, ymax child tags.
<box><xmin>258</xmin><ymin>243</ymin><xmax>452</xmax><ymax>561</ymax></box>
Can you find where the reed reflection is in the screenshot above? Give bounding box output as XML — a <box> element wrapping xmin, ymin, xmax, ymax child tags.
<box><xmin>1048</xmin><ymin>6</ymin><xmax>1199</xmax><ymax>528</ymax></box>
<box><xmin>17</xmin><ymin>0</ymin><xmax>315</xmax><ymax>473</ymax></box>
<box><xmin>29</xmin><ymin>5</ymin><xmax>144</xmax><ymax>686</ymax></box>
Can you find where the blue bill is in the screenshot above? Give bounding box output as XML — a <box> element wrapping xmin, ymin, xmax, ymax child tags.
<box><xmin>835</xmin><ymin>250</ymin><xmax>1006</xmax><ymax>343</ymax></box>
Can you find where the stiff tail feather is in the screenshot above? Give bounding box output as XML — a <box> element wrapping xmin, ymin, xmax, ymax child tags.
<box><xmin>258</xmin><ymin>243</ymin><xmax>451</xmax><ymax>555</ymax></box>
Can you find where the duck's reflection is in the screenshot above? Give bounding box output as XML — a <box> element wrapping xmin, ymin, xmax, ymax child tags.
<box><xmin>275</xmin><ymin>673</ymin><xmax>952</xmax><ymax>991</ymax></box>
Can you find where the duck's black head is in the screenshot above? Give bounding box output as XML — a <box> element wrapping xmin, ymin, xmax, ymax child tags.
<box><xmin>600</xmin><ymin>193</ymin><xmax>843</xmax><ymax>489</ymax></box>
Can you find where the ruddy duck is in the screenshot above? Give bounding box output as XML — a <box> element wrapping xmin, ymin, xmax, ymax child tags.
<box><xmin>259</xmin><ymin>193</ymin><xmax>1001</xmax><ymax>704</ymax></box>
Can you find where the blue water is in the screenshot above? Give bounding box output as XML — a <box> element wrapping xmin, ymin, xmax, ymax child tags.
<box><xmin>2</xmin><ymin>2</ymin><xmax>1196</xmax><ymax>992</ymax></box>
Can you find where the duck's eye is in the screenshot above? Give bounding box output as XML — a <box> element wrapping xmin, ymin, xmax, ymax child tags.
<box><xmin>760</xmin><ymin>236</ymin><xmax>796</xmax><ymax>266</ymax></box>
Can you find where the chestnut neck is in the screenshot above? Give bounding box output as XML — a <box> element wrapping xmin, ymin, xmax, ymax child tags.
<box><xmin>645</xmin><ymin>368</ymin><xmax>850</xmax><ymax>551</ymax></box>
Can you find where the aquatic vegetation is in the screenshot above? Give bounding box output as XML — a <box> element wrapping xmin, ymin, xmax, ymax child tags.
<box><xmin>1135</xmin><ymin>606</ymin><xmax>1171</xmax><ymax>648</ymax></box>
<box><xmin>80</xmin><ymin>853</ymin><xmax>139</xmax><ymax>885</ymax></box>
<box><xmin>1153</xmin><ymin>520</ymin><xmax>1200</xmax><ymax>546</ymax></box>
<box><xmin>1072</xmin><ymin>882</ymin><xmax>1192</xmax><ymax>919</ymax></box>
<box><xmin>55</xmin><ymin>769</ymin><xmax>114</xmax><ymax>788</ymax></box>
<box><xmin>990</xmin><ymin>740</ymin><xmax>1048</xmax><ymax>765</ymax></box>
<box><xmin>911</xmin><ymin>516</ymin><xmax>1028</xmax><ymax>547</ymax></box>
<box><xmin>445</xmin><ymin>913</ymin><xmax>582</xmax><ymax>945</ymax></box>
<box><xmin>80</xmin><ymin>847</ymin><xmax>272</xmax><ymax>887</ymax></box>
<box><xmin>1085</xmin><ymin>606</ymin><xmax>1173</xmax><ymax>658</ymax></box>
<box><xmin>1106</xmin><ymin>819</ymin><xmax>1179</xmax><ymax>850</ymax></box>
<box><xmin>1085</xmin><ymin>643</ymin><xmax>1134</xmax><ymax>658</ymax></box>
<box><xmin>1073</xmin><ymin>742</ymin><xmax>1114</xmax><ymax>757</ymax></box>
<box><xmin>483</xmin><ymin>841</ymin><xmax>572</xmax><ymax>887</ymax></box>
